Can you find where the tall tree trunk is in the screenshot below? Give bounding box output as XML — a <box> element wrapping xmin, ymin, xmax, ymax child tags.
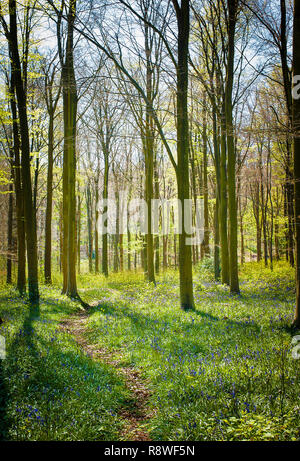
<box><xmin>77</xmin><ymin>184</ymin><xmax>81</xmax><ymax>274</ymax></box>
<box><xmin>214</xmin><ymin>192</ymin><xmax>221</xmax><ymax>280</ymax></box>
<box><xmin>9</xmin><ymin>0</ymin><xmax>39</xmax><ymax>302</ymax></box>
<box><xmin>154</xmin><ymin>152</ymin><xmax>160</xmax><ymax>274</ymax></box>
<box><xmin>102</xmin><ymin>156</ymin><xmax>109</xmax><ymax>277</ymax></box>
<box><xmin>113</xmin><ymin>184</ymin><xmax>119</xmax><ymax>272</ymax></box>
<box><xmin>212</xmin><ymin>101</ymin><xmax>221</xmax><ymax>280</ymax></box>
<box><xmin>144</xmin><ymin>21</ymin><xmax>155</xmax><ymax>284</ymax></box>
<box><xmin>6</xmin><ymin>162</ymin><xmax>13</xmax><ymax>285</ymax></box>
<box><xmin>174</xmin><ymin>0</ymin><xmax>194</xmax><ymax>309</ymax></box>
<box><xmin>86</xmin><ymin>183</ymin><xmax>93</xmax><ymax>272</ymax></box>
<box><xmin>9</xmin><ymin>83</ymin><xmax>26</xmax><ymax>294</ymax></box>
<box><xmin>60</xmin><ymin>0</ymin><xmax>80</xmax><ymax>299</ymax></box>
<box><xmin>163</xmin><ymin>235</ymin><xmax>168</xmax><ymax>269</ymax></box>
<box><xmin>44</xmin><ymin>113</ymin><xmax>54</xmax><ymax>284</ymax></box>
<box><xmin>219</xmin><ymin>108</ymin><xmax>229</xmax><ymax>284</ymax></box>
<box><xmin>202</xmin><ymin>93</ymin><xmax>210</xmax><ymax>256</ymax></box>
<box><xmin>95</xmin><ymin>179</ymin><xmax>99</xmax><ymax>273</ymax></box>
<box><xmin>225</xmin><ymin>0</ymin><xmax>239</xmax><ymax>293</ymax></box>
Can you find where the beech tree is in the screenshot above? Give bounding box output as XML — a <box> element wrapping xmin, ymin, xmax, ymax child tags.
<box><xmin>293</xmin><ymin>0</ymin><xmax>300</xmax><ymax>328</ymax></box>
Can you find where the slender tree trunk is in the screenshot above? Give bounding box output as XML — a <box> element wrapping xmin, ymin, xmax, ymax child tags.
<box><xmin>77</xmin><ymin>185</ymin><xmax>81</xmax><ymax>274</ymax></box>
<box><xmin>144</xmin><ymin>21</ymin><xmax>155</xmax><ymax>284</ymax></box>
<box><xmin>6</xmin><ymin>163</ymin><xmax>13</xmax><ymax>285</ymax></box>
<box><xmin>44</xmin><ymin>113</ymin><xmax>54</xmax><ymax>284</ymax></box>
<box><xmin>163</xmin><ymin>235</ymin><xmax>168</xmax><ymax>269</ymax></box>
<box><xmin>212</xmin><ymin>102</ymin><xmax>221</xmax><ymax>280</ymax></box>
<box><xmin>219</xmin><ymin>108</ymin><xmax>229</xmax><ymax>284</ymax></box>
<box><xmin>9</xmin><ymin>84</ymin><xmax>26</xmax><ymax>294</ymax></box>
<box><xmin>202</xmin><ymin>93</ymin><xmax>210</xmax><ymax>256</ymax></box>
<box><xmin>102</xmin><ymin>156</ymin><xmax>109</xmax><ymax>277</ymax></box>
<box><xmin>253</xmin><ymin>184</ymin><xmax>262</xmax><ymax>262</ymax></box>
<box><xmin>286</xmin><ymin>160</ymin><xmax>295</xmax><ymax>266</ymax></box>
<box><xmin>119</xmin><ymin>235</ymin><xmax>124</xmax><ymax>271</ymax></box>
<box><xmin>214</xmin><ymin>192</ymin><xmax>221</xmax><ymax>280</ymax></box>
<box><xmin>60</xmin><ymin>0</ymin><xmax>80</xmax><ymax>299</ymax></box>
<box><xmin>113</xmin><ymin>184</ymin><xmax>119</xmax><ymax>272</ymax></box>
<box><xmin>154</xmin><ymin>152</ymin><xmax>160</xmax><ymax>274</ymax></box>
<box><xmin>86</xmin><ymin>183</ymin><xmax>93</xmax><ymax>272</ymax></box>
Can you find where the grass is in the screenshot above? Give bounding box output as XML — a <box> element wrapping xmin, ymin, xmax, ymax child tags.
<box><xmin>0</xmin><ymin>260</ymin><xmax>299</xmax><ymax>441</ymax></box>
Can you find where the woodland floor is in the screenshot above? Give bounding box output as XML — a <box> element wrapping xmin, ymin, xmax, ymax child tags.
<box><xmin>0</xmin><ymin>260</ymin><xmax>300</xmax><ymax>441</ymax></box>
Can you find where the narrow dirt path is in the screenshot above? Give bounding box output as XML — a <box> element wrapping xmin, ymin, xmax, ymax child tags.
<box><xmin>60</xmin><ymin>312</ymin><xmax>154</xmax><ymax>441</ymax></box>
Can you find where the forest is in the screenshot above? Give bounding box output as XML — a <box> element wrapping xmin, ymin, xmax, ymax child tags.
<box><xmin>0</xmin><ymin>0</ymin><xmax>300</xmax><ymax>443</ymax></box>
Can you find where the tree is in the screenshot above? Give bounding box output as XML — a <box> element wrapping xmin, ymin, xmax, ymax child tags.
<box><xmin>225</xmin><ymin>0</ymin><xmax>240</xmax><ymax>293</ymax></box>
<box><xmin>0</xmin><ymin>0</ymin><xmax>39</xmax><ymax>302</ymax></box>
<box><xmin>57</xmin><ymin>0</ymin><xmax>84</xmax><ymax>302</ymax></box>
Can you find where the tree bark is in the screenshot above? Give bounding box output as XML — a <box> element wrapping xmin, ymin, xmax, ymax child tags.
<box><xmin>9</xmin><ymin>0</ymin><xmax>39</xmax><ymax>302</ymax></box>
<box><xmin>102</xmin><ymin>155</ymin><xmax>109</xmax><ymax>277</ymax></box>
<box><xmin>225</xmin><ymin>0</ymin><xmax>239</xmax><ymax>293</ymax></box>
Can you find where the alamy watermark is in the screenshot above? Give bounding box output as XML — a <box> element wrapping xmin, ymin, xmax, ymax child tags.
<box><xmin>0</xmin><ymin>335</ymin><xmax>5</xmax><ymax>360</ymax></box>
<box><xmin>96</xmin><ymin>194</ymin><xmax>204</xmax><ymax>245</ymax></box>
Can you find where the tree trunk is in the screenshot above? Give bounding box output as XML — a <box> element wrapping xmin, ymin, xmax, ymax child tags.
<box><xmin>9</xmin><ymin>0</ymin><xmax>39</xmax><ymax>302</ymax></box>
<box><xmin>77</xmin><ymin>186</ymin><xmax>81</xmax><ymax>274</ymax></box>
<box><xmin>6</xmin><ymin>162</ymin><xmax>13</xmax><ymax>285</ymax></box>
<box><xmin>144</xmin><ymin>21</ymin><xmax>155</xmax><ymax>284</ymax></box>
<box><xmin>154</xmin><ymin>153</ymin><xmax>160</xmax><ymax>274</ymax></box>
<box><xmin>202</xmin><ymin>93</ymin><xmax>210</xmax><ymax>256</ymax></box>
<box><xmin>214</xmin><ymin>192</ymin><xmax>221</xmax><ymax>280</ymax></box>
<box><xmin>95</xmin><ymin>177</ymin><xmax>99</xmax><ymax>273</ymax></box>
<box><xmin>9</xmin><ymin>82</ymin><xmax>26</xmax><ymax>295</ymax></box>
<box><xmin>61</xmin><ymin>0</ymin><xmax>79</xmax><ymax>299</ymax></box>
<box><xmin>219</xmin><ymin>108</ymin><xmax>230</xmax><ymax>284</ymax></box>
<box><xmin>102</xmin><ymin>156</ymin><xmax>109</xmax><ymax>277</ymax></box>
<box><xmin>44</xmin><ymin>113</ymin><xmax>54</xmax><ymax>284</ymax></box>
